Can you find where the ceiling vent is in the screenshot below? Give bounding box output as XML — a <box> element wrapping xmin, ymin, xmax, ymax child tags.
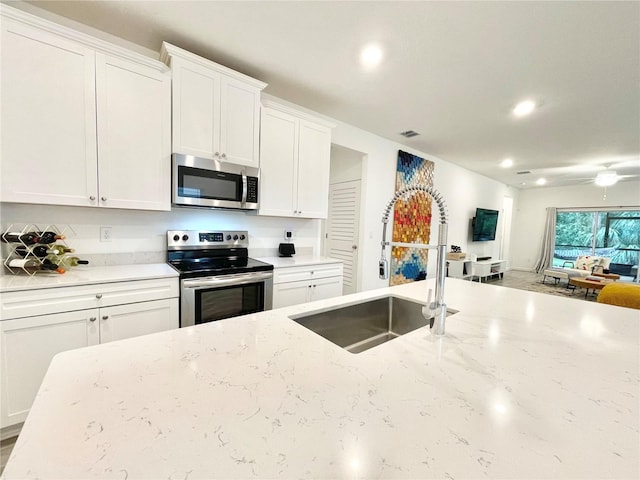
<box><xmin>400</xmin><ymin>130</ymin><xmax>420</xmax><ymax>138</ymax></box>
<box><xmin>516</xmin><ymin>170</ymin><xmax>531</xmax><ymax>175</ymax></box>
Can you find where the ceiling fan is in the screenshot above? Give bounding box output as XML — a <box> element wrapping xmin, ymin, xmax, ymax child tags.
<box><xmin>520</xmin><ymin>157</ymin><xmax>640</xmax><ymax>187</ymax></box>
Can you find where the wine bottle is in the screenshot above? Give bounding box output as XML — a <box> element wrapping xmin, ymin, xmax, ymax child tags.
<box><xmin>36</xmin><ymin>231</ymin><xmax>65</xmax><ymax>244</ymax></box>
<box><xmin>14</xmin><ymin>245</ymin><xmax>57</xmax><ymax>258</ymax></box>
<box><xmin>1</xmin><ymin>232</ymin><xmax>39</xmax><ymax>244</ymax></box>
<box><xmin>48</xmin><ymin>245</ymin><xmax>74</xmax><ymax>255</ymax></box>
<box><xmin>41</xmin><ymin>258</ymin><xmax>66</xmax><ymax>273</ymax></box>
<box><xmin>8</xmin><ymin>258</ymin><xmax>65</xmax><ymax>273</ymax></box>
<box><xmin>58</xmin><ymin>256</ymin><xmax>89</xmax><ymax>269</ymax></box>
<box><xmin>45</xmin><ymin>254</ymin><xmax>88</xmax><ymax>269</ymax></box>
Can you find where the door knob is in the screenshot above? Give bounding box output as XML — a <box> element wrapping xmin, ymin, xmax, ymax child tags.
<box><xmin>89</xmin><ymin>195</ymin><xmax>96</xmax><ymax>201</ymax></box>
<box><xmin>89</xmin><ymin>317</ymin><xmax>97</xmax><ymax>322</ymax></box>
<box><xmin>96</xmin><ymin>294</ymin><xmax>103</xmax><ymax>299</ymax></box>
<box><xmin>101</xmin><ymin>196</ymin><xmax>107</xmax><ymax>202</ymax></box>
<box><xmin>102</xmin><ymin>315</ymin><xmax>109</xmax><ymax>320</ymax></box>
<box><xmin>352</xmin><ymin>245</ymin><xmax>358</xmax><ymax>250</ymax></box>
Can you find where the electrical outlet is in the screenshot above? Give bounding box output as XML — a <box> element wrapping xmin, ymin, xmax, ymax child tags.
<box><xmin>284</xmin><ymin>229</ymin><xmax>293</xmax><ymax>240</ymax></box>
<box><xmin>100</xmin><ymin>226</ymin><xmax>112</xmax><ymax>242</ymax></box>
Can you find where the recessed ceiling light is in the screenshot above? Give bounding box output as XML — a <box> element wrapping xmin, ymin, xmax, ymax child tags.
<box><xmin>360</xmin><ymin>44</ymin><xmax>383</xmax><ymax>68</ymax></box>
<box><xmin>513</xmin><ymin>99</ymin><xmax>536</xmax><ymax>117</ymax></box>
<box><xmin>500</xmin><ymin>158</ymin><xmax>513</xmax><ymax>168</ymax></box>
<box><xmin>536</xmin><ymin>178</ymin><xmax>547</xmax><ymax>186</ymax></box>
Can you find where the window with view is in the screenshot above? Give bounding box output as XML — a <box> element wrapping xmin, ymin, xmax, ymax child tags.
<box><xmin>554</xmin><ymin>209</ymin><xmax>640</xmax><ymax>279</ymax></box>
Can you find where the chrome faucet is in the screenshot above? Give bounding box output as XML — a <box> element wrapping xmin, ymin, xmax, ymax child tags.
<box><xmin>379</xmin><ymin>185</ymin><xmax>449</xmax><ymax>336</ymax></box>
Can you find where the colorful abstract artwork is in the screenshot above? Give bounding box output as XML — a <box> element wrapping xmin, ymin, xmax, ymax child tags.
<box><xmin>390</xmin><ymin>150</ymin><xmax>434</xmax><ymax>286</ymax></box>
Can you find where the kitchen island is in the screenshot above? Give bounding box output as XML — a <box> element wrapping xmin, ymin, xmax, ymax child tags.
<box><xmin>3</xmin><ymin>278</ymin><xmax>639</xmax><ymax>479</ymax></box>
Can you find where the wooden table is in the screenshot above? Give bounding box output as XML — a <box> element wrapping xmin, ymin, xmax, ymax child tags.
<box><xmin>592</xmin><ymin>272</ymin><xmax>621</xmax><ymax>280</ymax></box>
<box><xmin>569</xmin><ymin>277</ymin><xmax>613</xmax><ymax>298</ymax></box>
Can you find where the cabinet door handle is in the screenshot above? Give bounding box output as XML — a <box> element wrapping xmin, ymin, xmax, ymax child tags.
<box><xmin>101</xmin><ymin>196</ymin><xmax>107</xmax><ymax>202</ymax></box>
<box><xmin>214</xmin><ymin>152</ymin><xmax>220</xmax><ymax>158</ymax></box>
<box><xmin>89</xmin><ymin>195</ymin><xmax>96</xmax><ymax>201</ymax></box>
<box><xmin>96</xmin><ymin>294</ymin><xmax>103</xmax><ymax>299</ymax></box>
<box><xmin>89</xmin><ymin>317</ymin><xmax>97</xmax><ymax>322</ymax></box>
<box><xmin>220</xmin><ymin>153</ymin><xmax>227</xmax><ymax>160</ymax></box>
<box><xmin>102</xmin><ymin>315</ymin><xmax>109</xmax><ymax>321</ymax></box>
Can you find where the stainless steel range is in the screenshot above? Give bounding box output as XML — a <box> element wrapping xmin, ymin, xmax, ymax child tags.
<box><xmin>167</xmin><ymin>230</ymin><xmax>273</xmax><ymax>327</ymax></box>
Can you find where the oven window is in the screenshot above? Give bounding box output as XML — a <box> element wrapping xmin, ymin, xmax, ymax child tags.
<box><xmin>195</xmin><ymin>282</ymin><xmax>263</xmax><ymax>324</ymax></box>
<box><xmin>178</xmin><ymin>166</ymin><xmax>240</xmax><ymax>201</ymax></box>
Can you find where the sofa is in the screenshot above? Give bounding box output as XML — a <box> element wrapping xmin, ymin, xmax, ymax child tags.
<box><xmin>542</xmin><ymin>255</ymin><xmax>612</xmax><ymax>285</ymax></box>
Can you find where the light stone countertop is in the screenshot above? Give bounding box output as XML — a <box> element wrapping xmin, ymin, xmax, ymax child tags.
<box><xmin>3</xmin><ymin>278</ymin><xmax>639</xmax><ymax>479</ymax></box>
<box><xmin>0</xmin><ymin>264</ymin><xmax>179</xmax><ymax>293</ymax></box>
<box><xmin>256</xmin><ymin>255</ymin><xmax>342</xmax><ymax>268</ymax></box>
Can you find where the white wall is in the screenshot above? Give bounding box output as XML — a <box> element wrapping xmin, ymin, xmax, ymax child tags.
<box><xmin>329</xmin><ymin>119</ymin><xmax>518</xmax><ymax>291</ymax></box>
<box><xmin>329</xmin><ymin>145</ymin><xmax>364</xmax><ymax>184</ymax></box>
<box><xmin>510</xmin><ymin>180</ymin><xmax>640</xmax><ymax>271</ymax></box>
<box><xmin>0</xmin><ymin>203</ymin><xmax>322</xmax><ymax>263</ymax></box>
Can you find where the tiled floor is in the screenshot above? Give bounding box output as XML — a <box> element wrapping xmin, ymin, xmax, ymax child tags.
<box><xmin>1</xmin><ymin>435</ymin><xmax>18</xmax><ymax>475</ymax></box>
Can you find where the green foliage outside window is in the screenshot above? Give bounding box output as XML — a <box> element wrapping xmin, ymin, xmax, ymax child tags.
<box><xmin>554</xmin><ymin>210</ymin><xmax>640</xmax><ymax>270</ymax></box>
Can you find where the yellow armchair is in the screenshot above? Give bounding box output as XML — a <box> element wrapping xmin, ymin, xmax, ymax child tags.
<box><xmin>597</xmin><ymin>283</ymin><xmax>640</xmax><ymax>309</ymax></box>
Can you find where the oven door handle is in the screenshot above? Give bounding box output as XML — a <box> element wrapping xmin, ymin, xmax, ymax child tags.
<box><xmin>183</xmin><ymin>271</ymin><xmax>273</xmax><ymax>289</ymax></box>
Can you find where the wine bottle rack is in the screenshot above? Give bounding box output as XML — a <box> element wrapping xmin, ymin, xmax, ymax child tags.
<box><xmin>1</xmin><ymin>224</ymin><xmax>76</xmax><ymax>276</ymax></box>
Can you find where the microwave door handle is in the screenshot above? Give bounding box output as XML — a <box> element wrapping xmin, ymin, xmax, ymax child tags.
<box><xmin>241</xmin><ymin>172</ymin><xmax>248</xmax><ymax>204</ymax></box>
<box><xmin>183</xmin><ymin>272</ymin><xmax>272</xmax><ymax>289</ymax></box>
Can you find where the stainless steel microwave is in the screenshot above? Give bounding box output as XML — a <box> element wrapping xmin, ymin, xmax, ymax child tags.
<box><xmin>172</xmin><ymin>153</ymin><xmax>259</xmax><ymax>210</ymax></box>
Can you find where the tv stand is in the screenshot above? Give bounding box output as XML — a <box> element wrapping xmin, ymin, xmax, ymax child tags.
<box><xmin>472</xmin><ymin>259</ymin><xmax>506</xmax><ymax>282</ymax></box>
<box><xmin>447</xmin><ymin>259</ymin><xmax>506</xmax><ymax>282</ymax></box>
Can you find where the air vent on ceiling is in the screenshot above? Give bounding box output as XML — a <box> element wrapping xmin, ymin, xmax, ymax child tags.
<box><xmin>400</xmin><ymin>130</ymin><xmax>420</xmax><ymax>138</ymax></box>
<box><xmin>517</xmin><ymin>170</ymin><xmax>531</xmax><ymax>175</ymax></box>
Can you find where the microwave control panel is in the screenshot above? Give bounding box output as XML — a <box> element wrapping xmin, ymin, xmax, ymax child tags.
<box><xmin>246</xmin><ymin>177</ymin><xmax>258</xmax><ymax>204</ymax></box>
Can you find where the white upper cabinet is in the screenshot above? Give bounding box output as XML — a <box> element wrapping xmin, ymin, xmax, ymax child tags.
<box><xmin>0</xmin><ymin>18</ymin><xmax>98</xmax><ymax>207</ymax></box>
<box><xmin>0</xmin><ymin>5</ymin><xmax>171</xmax><ymax>211</ymax></box>
<box><xmin>297</xmin><ymin>120</ymin><xmax>332</xmax><ymax>218</ymax></box>
<box><xmin>160</xmin><ymin>42</ymin><xmax>266</xmax><ymax>168</ymax></box>
<box><xmin>96</xmin><ymin>53</ymin><xmax>170</xmax><ymax>210</ymax></box>
<box><xmin>259</xmin><ymin>101</ymin><xmax>334</xmax><ymax>219</ymax></box>
<box><xmin>258</xmin><ymin>107</ymin><xmax>299</xmax><ymax>216</ymax></box>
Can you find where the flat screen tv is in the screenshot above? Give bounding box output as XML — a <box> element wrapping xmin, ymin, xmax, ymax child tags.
<box><xmin>472</xmin><ymin>208</ymin><xmax>499</xmax><ymax>241</ymax></box>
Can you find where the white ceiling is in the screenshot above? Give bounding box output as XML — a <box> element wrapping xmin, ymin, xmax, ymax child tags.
<box><xmin>18</xmin><ymin>0</ymin><xmax>640</xmax><ymax>189</ymax></box>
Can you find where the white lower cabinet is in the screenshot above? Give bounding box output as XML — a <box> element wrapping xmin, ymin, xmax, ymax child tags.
<box><xmin>0</xmin><ymin>278</ymin><xmax>178</xmax><ymax>430</ymax></box>
<box><xmin>98</xmin><ymin>299</ymin><xmax>177</xmax><ymax>343</ymax></box>
<box><xmin>0</xmin><ymin>309</ymin><xmax>98</xmax><ymax>429</ymax></box>
<box><xmin>272</xmin><ymin>263</ymin><xmax>343</xmax><ymax>309</ymax></box>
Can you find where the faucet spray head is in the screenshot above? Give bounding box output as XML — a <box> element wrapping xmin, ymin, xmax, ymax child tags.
<box><xmin>379</xmin><ymin>258</ymin><xmax>388</xmax><ymax>279</ymax></box>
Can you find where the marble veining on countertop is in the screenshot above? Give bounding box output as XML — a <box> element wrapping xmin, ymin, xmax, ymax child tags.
<box><xmin>0</xmin><ymin>263</ymin><xmax>178</xmax><ymax>292</ymax></box>
<box><xmin>3</xmin><ymin>278</ymin><xmax>639</xmax><ymax>478</ymax></box>
<box><xmin>256</xmin><ymin>255</ymin><xmax>343</xmax><ymax>268</ymax></box>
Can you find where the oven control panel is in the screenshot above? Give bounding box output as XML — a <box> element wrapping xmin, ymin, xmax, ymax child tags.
<box><xmin>167</xmin><ymin>230</ymin><xmax>249</xmax><ymax>250</ymax></box>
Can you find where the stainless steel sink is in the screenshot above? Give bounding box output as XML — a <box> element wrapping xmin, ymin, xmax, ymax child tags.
<box><xmin>289</xmin><ymin>295</ymin><xmax>457</xmax><ymax>354</ymax></box>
